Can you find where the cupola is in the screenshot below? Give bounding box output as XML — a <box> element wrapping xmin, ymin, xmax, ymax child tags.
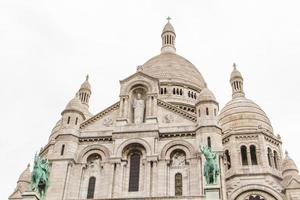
<box><xmin>230</xmin><ymin>63</ymin><xmax>244</xmax><ymax>98</ymax></box>
<box><xmin>161</xmin><ymin>17</ymin><xmax>176</xmax><ymax>54</ymax></box>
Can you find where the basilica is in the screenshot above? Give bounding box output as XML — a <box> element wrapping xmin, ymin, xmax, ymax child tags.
<box><xmin>9</xmin><ymin>20</ymin><xmax>300</xmax><ymax>200</ymax></box>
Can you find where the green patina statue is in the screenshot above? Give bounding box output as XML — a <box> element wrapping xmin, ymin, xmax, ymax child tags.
<box><xmin>31</xmin><ymin>153</ymin><xmax>49</xmax><ymax>199</ymax></box>
<box><xmin>199</xmin><ymin>145</ymin><xmax>219</xmax><ymax>185</ymax></box>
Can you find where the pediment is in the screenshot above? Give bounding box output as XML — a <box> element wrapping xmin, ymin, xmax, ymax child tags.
<box><xmin>80</xmin><ymin>102</ymin><xmax>119</xmax><ymax>131</ymax></box>
<box><xmin>120</xmin><ymin>71</ymin><xmax>158</xmax><ymax>83</ymax></box>
<box><xmin>157</xmin><ymin>101</ymin><xmax>196</xmax><ymax>126</ymax></box>
<box><xmin>119</xmin><ymin>71</ymin><xmax>159</xmax><ymax>96</ymax></box>
<box><xmin>286</xmin><ymin>177</ymin><xmax>300</xmax><ymax>189</ymax></box>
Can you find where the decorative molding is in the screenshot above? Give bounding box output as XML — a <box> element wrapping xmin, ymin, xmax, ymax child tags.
<box><xmin>79</xmin><ymin>136</ymin><xmax>112</xmax><ymax>142</ymax></box>
<box><xmin>80</xmin><ymin>102</ymin><xmax>120</xmax><ymax>128</ymax></box>
<box><xmin>157</xmin><ymin>99</ymin><xmax>197</xmax><ymax>122</ymax></box>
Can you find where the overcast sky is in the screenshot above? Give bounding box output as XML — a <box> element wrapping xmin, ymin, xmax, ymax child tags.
<box><xmin>1</xmin><ymin>0</ymin><xmax>300</xmax><ymax>199</ymax></box>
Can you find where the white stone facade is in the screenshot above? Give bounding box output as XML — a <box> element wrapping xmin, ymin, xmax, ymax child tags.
<box><xmin>9</xmin><ymin>20</ymin><xmax>300</xmax><ymax>200</ymax></box>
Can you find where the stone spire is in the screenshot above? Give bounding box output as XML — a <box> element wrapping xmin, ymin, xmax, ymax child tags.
<box><xmin>161</xmin><ymin>17</ymin><xmax>176</xmax><ymax>54</ymax></box>
<box><xmin>230</xmin><ymin>63</ymin><xmax>245</xmax><ymax>98</ymax></box>
<box><xmin>78</xmin><ymin>75</ymin><xmax>91</xmax><ymax>108</ymax></box>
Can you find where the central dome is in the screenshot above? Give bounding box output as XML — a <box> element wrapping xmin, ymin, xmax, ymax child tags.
<box><xmin>141</xmin><ymin>53</ymin><xmax>206</xmax><ymax>89</ymax></box>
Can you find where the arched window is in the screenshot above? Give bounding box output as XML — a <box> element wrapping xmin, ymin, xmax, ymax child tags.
<box><xmin>67</xmin><ymin>116</ymin><xmax>71</xmax><ymax>124</ymax></box>
<box><xmin>173</xmin><ymin>88</ymin><xmax>176</xmax><ymax>94</ymax></box>
<box><xmin>180</xmin><ymin>89</ymin><xmax>183</xmax><ymax>95</ymax></box>
<box><xmin>188</xmin><ymin>91</ymin><xmax>190</xmax><ymax>97</ymax></box>
<box><xmin>194</xmin><ymin>93</ymin><xmax>197</xmax><ymax>99</ymax></box>
<box><xmin>250</xmin><ymin>145</ymin><xmax>258</xmax><ymax>165</ymax></box>
<box><xmin>206</xmin><ymin>107</ymin><xmax>209</xmax><ymax>115</ymax></box>
<box><xmin>160</xmin><ymin>88</ymin><xmax>163</xmax><ymax>94</ymax></box>
<box><xmin>164</xmin><ymin>88</ymin><xmax>167</xmax><ymax>94</ymax></box>
<box><xmin>274</xmin><ymin>150</ymin><xmax>278</xmax><ymax>169</ymax></box>
<box><xmin>87</xmin><ymin>176</ymin><xmax>96</xmax><ymax>199</ymax></box>
<box><xmin>60</xmin><ymin>144</ymin><xmax>65</xmax><ymax>156</ymax></box>
<box><xmin>129</xmin><ymin>152</ymin><xmax>141</xmax><ymax>192</ymax></box>
<box><xmin>225</xmin><ymin>150</ymin><xmax>231</xmax><ymax>169</ymax></box>
<box><xmin>241</xmin><ymin>145</ymin><xmax>248</xmax><ymax>165</ymax></box>
<box><xmin>75</xmin><ymin>117</ymin><xmax>78</xmax><ymax>125</ymax></box>
<box><xmin>267</xmin><ymin>148</ymin><xmax>272</xmax><ymax>167</ymax></box>
<box><xmin>207</xmin><ymin>137</ymin><xmax>211</xmax><ymax>148</ymax></box>
<box><xmin>176</xmin><ymin>88</ymin><xmax>179</xmax><ymax>95</ymax></box>
<box><xmin>175</xmin><ymin>173</ymin><xmax>182</xmax><ymax>196</ymax></box>
<box><xmin>198</xmin><ymin>109</ymin><xmax>201</xmax><ymax>117</ymax></box>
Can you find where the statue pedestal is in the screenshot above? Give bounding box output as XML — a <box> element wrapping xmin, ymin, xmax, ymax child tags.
<box><xmin>21</xmin><ymin>191</ymin><xmax>40</xmax><ymax>200</ymax></box>
<box><xmin>204</xmin><ymin>185</ymin><xmax>220</xmax><ymax>200</ymax></box>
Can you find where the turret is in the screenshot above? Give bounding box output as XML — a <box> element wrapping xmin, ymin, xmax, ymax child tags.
<box><xmin>196</xmin><ymin>87</ymin><xmax>219</xmax><ymax>126</ymax></box>
<box><xmin>9</xmin><ymin>164</ymin><xmax>31</xmax><ymax>200</ymax></box>
<box><xmin>161</xmin><ymin>17</ymin><xmax>176</xmax><ymax>54</ymax></box>
<box><xmin>230</xmin><ymin>63</ymin><xmax>245</xmax><ymax>98</ymax></box>
<box><xmin>78</xmin><ymin>75</ymin><xmax>91</xmax><ymax>109</ymax></box>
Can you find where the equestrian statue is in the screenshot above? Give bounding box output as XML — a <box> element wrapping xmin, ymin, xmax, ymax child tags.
<box><xmin>199</xmin><ymin>145</ymin><xmax>220</xmax><ymax>185</ymax></box>
<box><xmin>30</xmin><ymin>153</ymin><xmax>50</xmax><ymax>199</ymax></box>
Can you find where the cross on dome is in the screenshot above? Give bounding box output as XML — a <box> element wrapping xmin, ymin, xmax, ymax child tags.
<box><xmin>167</xmin><ymin>16</ymin><xmax>171</xmax><ymax>22</ymax></box>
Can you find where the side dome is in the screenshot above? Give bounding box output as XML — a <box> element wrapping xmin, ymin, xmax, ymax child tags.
<box><xmin>63</xmin><ymin>95</ymin><xmax>85</xmax><ymax>114</ymax></box>
<box><xmin>197</xmin><ymin>87</ymin><xmax>216</xmax><ymax>102</ymax></box>
<box><xmin>218</xmin><ymin>97</ymin><xmax>273</xmax><ymax>134</ymax></box>
<box><xmin>282</xmin><ymin>151</ymin><xmax>299</xmax><ymax>176</ymax></box>
<box><xmin>141</xmin><ymin>53</ymin><xmax>206</xmax><ymax>89</ymax></box>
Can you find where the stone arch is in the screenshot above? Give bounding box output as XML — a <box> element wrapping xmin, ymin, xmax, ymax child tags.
<box><xmin>77</xmin><ymin>144</ymin><xmax>111</xmax><ymax>163</ymax></box>
<box><xmin>160</xmin><ymin>140</ymin><xmax>196</xmax><ymax>160</ymax></box>
<box><xmin>230</xmin><ymin>184</ymin><xmax>283</xmax><ymax>200</ymax></box>
<box><xmin>124</xmin><ymin>79</ymin><xmax>154</xmax><ymax>95</ymax></box>
<box><xmin>115</xmin><ymin>138</ymin><xmax>152</xmax><ymax>157</ymax></box>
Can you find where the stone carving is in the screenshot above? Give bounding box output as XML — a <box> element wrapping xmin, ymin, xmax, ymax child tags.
<box><xmin>245</xmin><ymin>194</ymin><xmax>265</xmax><ymax>200</ymax></box>
<box><xmin>164</xmin><ymin>114</ymin><xmax>174</xmax><ymax>123</ymax></box>
<box><xmin>31</xmin><ymin>153</ymin><xmax>49</xmax><ymax>199</ymax></box>
<box><xmin>199</xmin><ymin>145</ymin><xmax>219</xmax><ymax>185</ymax></box>
<box><xmin>171</xmin><ymin>151</ymin><xmax>185</xmax><ymax>167</ymax></box>
<box><xmin>133</xmin><ymin>93</ymin><xmax>145</xmax><ymax>124</ymax></box>
<box><xmin>103</xmin><ymin>117</ymin><xmax>113</xmax><ymax>127</ymax></box>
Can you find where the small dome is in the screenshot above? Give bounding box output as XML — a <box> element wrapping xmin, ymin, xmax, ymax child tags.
<box><xmin>141</xmin><ymin>53</ymin><xmax>206</xmax><ymax>89</ymax></box>
<box><xmin>80</xmin><ymin>75</ymin><xmax>91</xmax><ymax>90</ymax></box>
<box><xmin>162</xmin><ymin>22</ymin><xmax>175</xmax><ymax>34</ymax></box>
<box><xmin>230</xmin><ymin>64</ymin><xmax>243</xmax><ymax>81</ymax></box>
<box><xmin>18</xmin><ymin>164</ymin><xmax>30</xmax><ymax>183</ymax></box>
<box><xmin>282</xmin><ymin>151</ymin><xmax>299</xmax><ymax>175</ymax></box>
<box><xmin>218</xmin><ymin>97</ymin><xmax>273</xmax><ymax>133</ymax></box>
<box><xmin>64</xmin><ymin>96</ymin><xmax>85</xmax><ymax>114</ymax></box>
<box><xmin>198</xmin><ymin>87</ymin><xmax>216</xmax><ymax>102</ymax></box>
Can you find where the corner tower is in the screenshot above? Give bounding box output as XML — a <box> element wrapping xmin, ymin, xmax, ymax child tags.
<box><xmin>218</xmin><ymin>64</ymin><xmax>284</xmax><ymax>200</ymax></box>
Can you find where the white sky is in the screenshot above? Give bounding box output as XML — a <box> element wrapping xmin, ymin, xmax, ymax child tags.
<box><xmin>1</xmin><ymin>0</ymin><xmax>300</xmax><ymax>199</ymax></box>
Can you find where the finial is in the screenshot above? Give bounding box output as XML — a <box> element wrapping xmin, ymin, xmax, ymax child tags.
<box><xmin>233</xmin><ymin>63</ymin><xmax>236</xmax><ymax>69</ymax></box>
<box><xmin>167</xmin><ymin>16</ymin><xmax>171</xmax><ymax>23</ymax></box>
<box><xmin>27</xmin><ymin>163</ymin><xmax>30</xmax><ymax>168</ymax></box>
<box><xmin>86</xmin><ymin>74</ymin><xmax>89</xmax><ymax>81</ymax></box>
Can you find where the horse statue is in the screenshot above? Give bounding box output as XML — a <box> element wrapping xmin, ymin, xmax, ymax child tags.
<box><xmin>31</xmin><ymin>153</ymin><xmax>49</xmax><ymax>199</ymax></box>
<box><xmin>199</xmin><ymin>145</ymin><xmax>219</xmax><ymax>185</ymax></box>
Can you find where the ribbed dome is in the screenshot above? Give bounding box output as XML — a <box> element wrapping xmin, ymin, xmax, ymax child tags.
<box><xmin>80</xmin><ymin>75</ymin><xmax>91</xmax><ymax>90</ymax></box>
<box><xmin>162</xmin><ymin>22</ymin><xmax>175</xmax><ymax>34</ymax></box>
<box><xmin>64</xmin><ymin>96</ymin><xmax>85</xmax><ymax>114</ymax></box>
<box><xmin>141</xmin><ymin>53</ymin><xmax>206</xmax><ymax>89</ymax></box>
<box><xmin>18</xmin><ymin>165</ymin><xmax>30</xmax><ymax>183</ymax></box>
<box><xmin>218</xmin><ymin>97</ymin><xmax>273</xmax><ymax>133</ymax></box>
<box><xmin>198</xmin><ymin>87</ymin><xmax>216</xmax><ymax>102</ymax></box>
<box><xmin>282</xmin><ymin>152</ymin><xmax>299</xmax><ymax>175</ymax></box>
<box><xmin>230</xmin><ymin>65</ymin><xmax>243</xmax><ymax>81</ymax></box>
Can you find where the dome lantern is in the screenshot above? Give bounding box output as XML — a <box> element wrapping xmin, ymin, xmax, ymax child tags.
<box><xmin>161</xmin><ymin>17</ymin><xmax>176</xmax><ymax>54</ymax></box>
<box><xmin>78</xmin><ymin>75</ymin><xmax>91</xmax><ymax>107</ymax></box>
<box><xmin>230</xmin><ymin>63</ymin><xmax>245</xmax><ymax>99</ymax></box>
